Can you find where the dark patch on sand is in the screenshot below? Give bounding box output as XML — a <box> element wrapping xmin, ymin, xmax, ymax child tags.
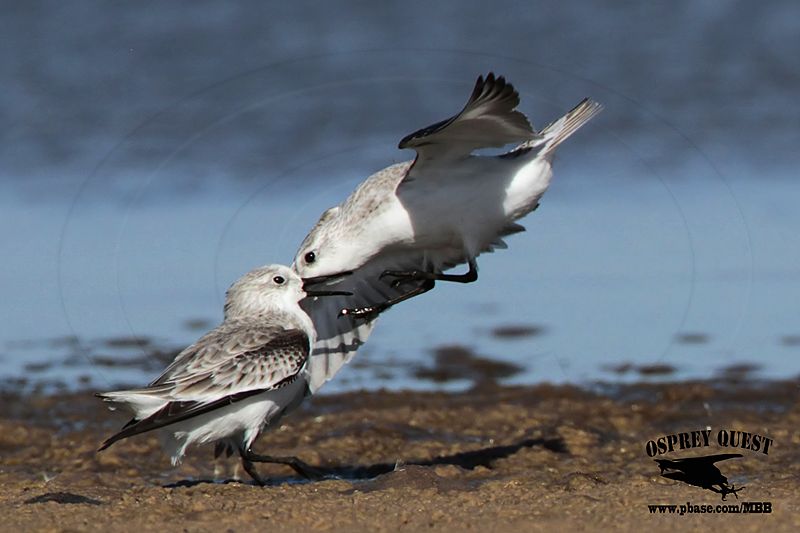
<box><xmin>183</xmin><ymin>318</ymin><xmax>214</xmax><ymax>332</ymax></box>
<box><xmin>603</xmin><ymin>363</ymin><xmax>634</xmax><ymax>375</ymax></box>
<box><xmin>23</xmin><ymin>361</ymin><xmax>53</xmax><ymax>373</ymax></box>
<box><xmin>91</xmin><ymin>347</ymin><xmax>182</xmax><ymax>370</ymax></box>
<box><xmin>1</xmin><ymin>335</ymin><xmax>190</xmax><ymax>394</ymax></box>
<box><xmin>675</xmin><ymin>332</ymin><xmax>710</xmax><ymax>345</ymax></box>
<box><xmin>603</xmin><ymin>362</ymin><xmax>676</xmax><ymax>376</ymax></box>
<box><xmin>48</xmin><ymin>335</ymin><xmax>80</xmax><ymax>349</ymax></box>
<box><xmin>90</xmin><ymin>355</ymin><xmax>155</xmax><ymax>369</ymax></box>
<box><xmin>717</xmin><ymin>363</ymin><xmax>762</xmax><ymax>383</ymax></box>
<box><xmin>80</xmin><ymin>344</ymin><xmax>181</xmax><ymax>369</ymax></box>
<box><xmin>103</xmin><ymin>336</ymin><xmax>152</xmax><ymax>349</ymax></box>
<box><xmin>780</xmin><ymin>335</ymin><xmax>800</xmax><ymax>347</ymax></box>
<box><xmin>412</xmin><ymin>345</ymin><xmax>523</xmax><ymax>386</ymax></box>
<box><xmin>24</xmin><ymin>492</ymin><xmax>103</xmax><ymax>506</ymax></box>
<box><xmin>490</xmin><ymin>324</ymin><xmax>546</xmax><ymax>340</ymax></box>
<box><xmin>636</xmin><ymin>364</ymin><xmax>676</xmax><ymax>376</ymax></box>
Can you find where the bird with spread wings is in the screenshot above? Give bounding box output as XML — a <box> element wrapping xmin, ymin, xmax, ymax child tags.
<box><xmin>294</xmin><ymin>73</ymin><xmax>602</xmax><ymax>394</ymax></box>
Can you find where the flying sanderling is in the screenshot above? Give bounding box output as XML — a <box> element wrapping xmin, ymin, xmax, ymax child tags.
<box><xmin>97</xmin><ymin>264</ymin><xmax>349</xmax><ymax>484</ymax></box>
<box><xmin>293</xmin><ymin>73</ymin><xmax>602</xmax><ymax>392</ymax></box>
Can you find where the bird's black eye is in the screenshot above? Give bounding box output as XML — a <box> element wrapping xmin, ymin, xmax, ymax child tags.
<box><xmin>304</xmin><ymin>251</ymin><xmax>316</xmax><ymax>264</ymax></box>
<box><xmin>272</xmin><ymin>276</ymin><xmax>285</xmax><ymax>285</ymax></box>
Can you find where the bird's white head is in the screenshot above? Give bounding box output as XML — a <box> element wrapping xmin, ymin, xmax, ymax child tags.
<box><xmin>292</xmin><ymin>207</ymin><xmax>373</xmax><ymax>279</ymax></box>
<box><xmin>224</xmin><ymin>264</ymin><xmax>306</xmax><ymax>320</ymax></box>
<box><xmin>225</xmin><ymin>264</ymin><xmax>353</xmax><ymax>321</ymax></box>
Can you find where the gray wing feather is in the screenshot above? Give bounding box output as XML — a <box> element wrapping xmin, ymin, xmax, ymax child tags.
<box><xmin>398</xmin><ymin>73</ymin><xmax>536</xmax><ymax>161</ymax></box>
<box><xmin>151</xmin><ymin>322</ymin><xmax>309</xmax><ymax>399</ymax></box>
<box><xmin>96</xmin><ymin>324</ymin><xmax>309</xmax><ymax>450</ymax></box>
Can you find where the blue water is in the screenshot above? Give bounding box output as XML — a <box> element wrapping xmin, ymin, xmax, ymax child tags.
<box><xmin>2</xmin><ymin>1</ymin><xmax>799</xmax><ymax>392</ymax></box>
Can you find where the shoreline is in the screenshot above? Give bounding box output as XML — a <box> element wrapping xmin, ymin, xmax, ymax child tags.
<box><xmin>1</xmin><ymin>379</ymin><xmax>798</xmax><ymax>531</ymax></box>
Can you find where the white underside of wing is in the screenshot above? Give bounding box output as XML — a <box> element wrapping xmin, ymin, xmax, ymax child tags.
<box><xmin>300</xmin><ymin>256</ymin><xmax>429</xmax><ymax>394</ymax></box>
<box><xmin>502</xmin><ymin>157</ymin><xmax>553</xmax><ymax>219</ymax></box>
<box><xmin>397</xmin><ymin>154</ymin><xmax>552</xmax><ymax>258</ymax></box>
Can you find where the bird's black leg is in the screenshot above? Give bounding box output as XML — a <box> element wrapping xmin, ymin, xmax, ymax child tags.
<box><xmin>380</xmin><ymin>259</ymin><xmax>478</xmax><ymax>288</ymax></box>
<box><xmin>339</xmin><ymin>279</ymin><xmax>435</xmax><ymax>320</ymax></box>
<box><xmin>215</xmin><ymin>441</ymin><xmax>235</xmax><ymax>459</ymax></box>
<box><xmin>242</xmin><ymin>449</ymin><xmax>326</xmax><ymax>480</ymax></box>
<box><xmin>239</xmin><ymin>455</ymin><xmax>267</xmax><ymax>486</ymax></box>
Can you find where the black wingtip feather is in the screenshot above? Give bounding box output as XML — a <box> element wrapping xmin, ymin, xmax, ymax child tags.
<box><xmin>97</xmin><ymin>415</ymin><xmax>143</xmax><ymax>452</ymax></box>
<box><xmin>398</xmin><ymin>72</ymin><xmax>526</xmax><ymax>151</ymax></box>
<box><xmin>469</xmin><ymin>72</ymin><xmax>519</xmax><ymax>111</ymax></box>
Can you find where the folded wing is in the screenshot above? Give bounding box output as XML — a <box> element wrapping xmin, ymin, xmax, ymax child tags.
<box><xmin>97</xmin><ymin>323</ymin><xmax>309</xmax><ymax>449</ymax></box>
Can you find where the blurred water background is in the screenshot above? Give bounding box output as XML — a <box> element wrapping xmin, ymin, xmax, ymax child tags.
<box><xmin>1</xmin><ymin>1</ymin><xmax>798</xmax><ymax>393</ymax></box>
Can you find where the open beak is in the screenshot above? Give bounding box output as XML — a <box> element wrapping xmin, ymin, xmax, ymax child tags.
<box><xmin>302</xmin><ymin>271</ymin><xmax>354</xmax><ymax>297</ymax></box>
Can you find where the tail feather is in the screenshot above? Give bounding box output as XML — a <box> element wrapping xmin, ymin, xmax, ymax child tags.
<box><xmin>538</xmin><ymin>98</ymin><xmax>602</xmax><ymax>157</ymax></box>
<box><xmin>95</xmin><ymin>387</ymin><xmax>171</xmax><ymax>451</ymax></box>
<box><xmin>96</xmin><ymin>387</ymin><xmax>171</xmax><ymax>419</ymax></box>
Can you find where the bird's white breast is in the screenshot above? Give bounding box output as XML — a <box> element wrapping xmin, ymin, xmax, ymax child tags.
<box><xmin>162</xmin><ymin>377</ymin><xmax>307</xmax><ymax>463</ymax></box>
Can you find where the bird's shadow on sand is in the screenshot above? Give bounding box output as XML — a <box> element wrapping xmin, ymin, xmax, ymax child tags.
<box><xmin>164</xmin><ymin>435</ymin><xmax>567</xmax><ymax>489</ymax></box>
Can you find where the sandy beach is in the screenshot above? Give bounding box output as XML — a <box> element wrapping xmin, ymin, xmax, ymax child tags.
<box><xmin>1</xmin><ymin>378</ymin><xmax>798</xmax><ymax>532</ymax></box>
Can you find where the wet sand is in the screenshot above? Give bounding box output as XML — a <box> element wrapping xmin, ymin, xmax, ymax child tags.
<box><xmin>1</xmin><ymin>379</ymin><xmax>799</xmax><ymax>532</ymax></box>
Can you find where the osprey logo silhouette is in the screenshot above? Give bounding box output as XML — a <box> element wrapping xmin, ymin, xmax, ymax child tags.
<box><xmin>645</xmin><ymin>429</ymin><xmax>773</xmax><ymax>501</ymax></box>
<box><xmin>655</xmin><ymin>453</ymin><xmax>744</xmax><ymax>500</ymax></box>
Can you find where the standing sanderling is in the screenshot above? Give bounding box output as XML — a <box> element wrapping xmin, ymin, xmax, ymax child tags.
<box><xmin>97</xmin><ymin>264</ymin><xmax>350</xmax><ymax>484</ymax></box>
<box><xmin>293</xmin><ymin>73</ymin><xmax>602</xmax><ymax>392</ymax></box>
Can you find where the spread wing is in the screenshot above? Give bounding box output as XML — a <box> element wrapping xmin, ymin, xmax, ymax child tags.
<box><xmin>299</xmin><ymin>222</ymin><xmax>528</xmax><ymax>397</ymax></box>
<box><xmin>299</xmin><ymin>255</ymin><xmax>435</xmax><ymax>394</ymax></box>
<box><xmin>97</xmin><ymin>323</ymin><xmax>309</xmax><ymax>449</ymax></box>
<box><xmin>398</xmin><ymin>72</ymin><xmax>536</xmax><ymax>161</ymax></box>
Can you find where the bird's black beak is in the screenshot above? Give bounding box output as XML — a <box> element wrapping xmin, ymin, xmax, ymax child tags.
<box><xmin>304</xmin><ymin>288</ymin><xmax>352</xmax><ymax>297</ymax></box>
<box><xmin>302</xmin><ymin>271</ymin><xmax>353</xmax><ymax>297</ymax></box>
